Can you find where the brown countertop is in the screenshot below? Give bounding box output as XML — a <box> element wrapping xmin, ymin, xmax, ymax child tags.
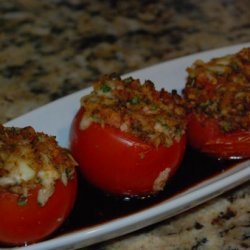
<box><xmin>0</xmin><ymin>0</ymin><xmax>249</xmax><ymax>249</ymax></box>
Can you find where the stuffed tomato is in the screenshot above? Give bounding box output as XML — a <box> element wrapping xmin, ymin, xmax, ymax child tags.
<box><xmin>70</xmin><ymin>74</ymin><xmax>186</xmax><ymax>196</ymax></box>
<box><xmin>183</xmin><ymin>47</ymin><xmax>250</xmax><ymax>159</ymax></box>
<box><xmin>0</xmin><ymin>125</ymin><xmax>77</xmax><ymax>246</ymax></box>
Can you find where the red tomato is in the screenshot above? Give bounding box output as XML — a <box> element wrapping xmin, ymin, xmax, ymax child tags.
<box><xmin>70</xmin><ymin>107</ymin><xmax>186</xmax><ymax>196</ymax></box>
<box><xmin>187</xmin><ymin>113</ymin><xmax>250</xmax><ymax>159</ymax></box>
<box><xmin>0</xmin><ymin>174</ymin><xmax>77</xmax><ymax>246</ymax></box>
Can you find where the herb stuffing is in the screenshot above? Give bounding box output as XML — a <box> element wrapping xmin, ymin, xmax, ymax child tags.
<box><xmin>0</xmin><ymin>125</ymin><xmax>77</xmax><ymax>206</ymax></box>
<box><xmin>183</xmin><ymin>47</ymin><xmax>250</xmax><ymax>133</ymax></box>
<box><xmin>80</xmin><ymin>74</ymin><xmax>186</xmax><ymax>147</ymax></box>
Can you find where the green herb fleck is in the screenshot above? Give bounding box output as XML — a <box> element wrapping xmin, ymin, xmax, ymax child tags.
<box><xmin>17</xmin><ymin>196</ymin><xmax>28</xmax><ymax>206</ymax></box>
<box><xmin>123</xmin><ymin>77</ymin><xmax>133</xmax><ymax>84</ymax></box>
<box><xmin>151</xmin><ymin>104</ymin><xmax>158</xmax><ymax>111</ymax></box>
<box><xmin>175</xmin><ymin>127</ymin><xmax>183</xmax><ymax>135</ymax></box>
<box><xmin>162</xmin><ymin>123</ymin><xmax>169</xmax><ymax>130</ymax></box>
<box><xmin>187</xmin><ymin>78</ymin><xmax>196</xmax><ymax>87</ymax></box>
<box><xmin>101</xmin><ymin>84</ymin><xmax>111</xmax><ymax>93</ymax></box>
<box><xmin>130</xmin><ymin>96</ymin><xmax>140</xmax><ymax>105</ymax></box>
<box><xmin>200</xmin><ymin>101</ymin><xmax>211</xmax><ymax>110</ymax></box>
<box><xmin>65</xmin><ymin>167</ymin><xmax>73</xmax><ymax>179</ymax></box>
<box><xmin>231</xmin><ymin>62</ymin><xmax>239</xmax><ymax>72</ymax></box>
<box><xmin>221</xmin><ymin>121</ymin><xmax>232</xmax><ymax>132</ymax></box>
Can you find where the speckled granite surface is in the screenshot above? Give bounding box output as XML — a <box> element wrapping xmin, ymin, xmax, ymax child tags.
<box><xmin>0</xmin><ymin>0</ymin><xmax>250</xmax><ymax>249</ymax></box>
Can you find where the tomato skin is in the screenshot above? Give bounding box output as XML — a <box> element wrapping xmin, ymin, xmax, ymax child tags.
<box><xmin>187</xmin><ymin>113</ymin><xmax>250</xmax><ymax>159</ymax></box>
<box><xmin>70</xmin><ymin>107</ymin><xmax>186</xmax><ymax>196</ymax></box>
<box><xmin>0</xmin><ymin>174</ymin><xmax>77</xmax><ymax>246</ymax></box>
<box><xmin>187</xmin><ymin>113</ymin><xmax>221</xmax><ymax>150</ymax></box>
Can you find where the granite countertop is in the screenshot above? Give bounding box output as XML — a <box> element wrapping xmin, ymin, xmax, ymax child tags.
<box><xmin>0</xmin><ymin>0</ymin><xmax>250</xmax><ymax>249</ymax></box>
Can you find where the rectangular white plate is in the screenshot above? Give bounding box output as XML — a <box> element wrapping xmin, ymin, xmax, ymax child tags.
<box><xmin>4</xmin><ymin>42</ymin><xmax>250</xmax><ymax>250</ymax></box>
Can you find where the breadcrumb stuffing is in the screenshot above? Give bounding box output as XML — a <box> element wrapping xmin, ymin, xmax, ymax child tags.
<box><xmin>183</xmin><ymin>47</ymin><xmax>250</xmax><ymax>133</ymax></box>
<box><xmin>80</xmin><ymin>74</ymin><xmax>186</xmax><ymax>147</ymax></box>
<box><xmin>0</xmin><ymin>125</ymin><xmax>77</xmax><ymax>206</ymax></box>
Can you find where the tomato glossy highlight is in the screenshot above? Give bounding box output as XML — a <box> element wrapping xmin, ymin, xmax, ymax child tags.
<box><xmin>0</xmin><ymin>175</ymin><xmax>77</xmax><ymax>246</ymax></box>
<box><xmin>70</xmin><ymin>107</ymin><xmax>186</xmax><ymax>196</ymax></box>
<box><xmin>187</xmin><ymin>113</ymin><xmax>250</xmax><ymax>159</ymax></box>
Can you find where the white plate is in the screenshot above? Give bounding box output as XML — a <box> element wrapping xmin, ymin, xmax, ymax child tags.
<box><xmin>4</xmin><ymin>42</ymin><xmax>250</xmax><ymax>250</ymax></box>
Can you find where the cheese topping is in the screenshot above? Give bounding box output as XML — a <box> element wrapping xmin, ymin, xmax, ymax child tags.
<box><xmin>80</xmin><ymin>74</ymin><xmax>186</xmax><ymax>147</ymax></box>
<box><xmin>0</xmin><ymin>125</ymin><xmax>77</xmax><ymax>206</ymax></box>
